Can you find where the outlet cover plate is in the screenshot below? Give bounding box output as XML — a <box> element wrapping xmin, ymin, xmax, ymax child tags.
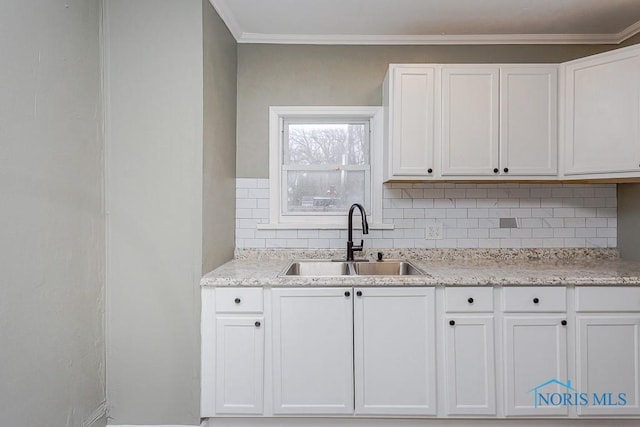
<box><xmin>426</xmin><ymin>222</ymin><xmax>443</xmax><ymax>240</ymax></box>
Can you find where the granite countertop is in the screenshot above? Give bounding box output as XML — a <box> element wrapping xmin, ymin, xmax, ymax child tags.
<box><xmin>200</xmin><ymin>248</ymin><xmax>640</xmax><ymax>288</ymax></box>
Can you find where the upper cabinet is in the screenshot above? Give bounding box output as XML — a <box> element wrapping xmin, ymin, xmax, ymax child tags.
<box><xmin>563</xmin><ymin>45</ymin><xmax>640</xmax><ymax>178</ymax></box>
<box><xmin>383</xmin><ymin>65</ymin><xmax>436</xmax><ymax>179</ymax></box>
<box><xmin>500</xmin><ymin>66</ymin><xmax>558</xmax><ymax>176</ymax></box>
<box><xmin>385</xmin><ymin>64</ymin><xmax>558</xmax><ymax>181</ymax></box>
<box><xmin>441</xmin><ymin>66</ymin><xmax>500</xmax><ymax>176</ymax></box>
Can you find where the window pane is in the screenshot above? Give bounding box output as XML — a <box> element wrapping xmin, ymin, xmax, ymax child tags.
<box><xmin>285</xmin><ymin>123</ymin><xmax>368</xmax><ymax>166</ymax></box>
<box><xmin>285</xmin><ymin>170</ymin><xmax>368</xmax><ymax>214</ymax></box>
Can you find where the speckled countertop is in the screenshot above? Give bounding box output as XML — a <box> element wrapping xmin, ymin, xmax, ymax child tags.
<box><xmin>201</xmin><ymin>248</ymin><xmax>640</xmax><ymax>287</ymax></box>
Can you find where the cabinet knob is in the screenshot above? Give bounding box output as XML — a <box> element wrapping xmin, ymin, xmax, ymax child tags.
<box><xmin>427</xmin><ymin>168</ymin><xmax>433</xmax><ymax>174</ymax></box>
<box><xmin>503</xmin><ymin>167</ymin><xmax>509</xmax><ymax>173</ymax></box>
<box><xmin>493</xmin><ymin>168</ymin><xmax>499</xmax><ymax>174</ymax></box>
<box><xmin>255</xmin><ymin>321</ymin><xmax>261</xmax><ymax>327</ymax></box>
<box><xmin>467</xmin><ymin>297</ymin><xmax>474</xmax><ymax>304</ymax></box>
<box><xmin>234</xmin><ymin>298</ymin><xmax>241</xmax><ymax>304</ymax></box>
<box><xmin>344</xmin><ymin>291</ymin><xmax>351</xmax><ymax>297</ymax></box>
<box><xmin>533</xmin><ymin>297</ymin><xmax>540</xmax><ymax>304</ymax></box>
<box><xmin>449</xmin><ymin>320</ymin><xmax>456</xmax><ymax>326</ymax></box>
<box><xmin>561</xmin><ymin>320</ymin><xmax>567</xmax><ymax>326</ymax></box>
<box><xmin>356</xmin><ymin>290</ymin><xmax>362</xmax><ymax>297</ymax></box>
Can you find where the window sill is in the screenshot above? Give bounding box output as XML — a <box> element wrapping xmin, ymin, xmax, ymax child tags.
<box><xmin>256</xmin><ymin>223</ymin><xmax>394</xmax><ymax>230</ymax></box>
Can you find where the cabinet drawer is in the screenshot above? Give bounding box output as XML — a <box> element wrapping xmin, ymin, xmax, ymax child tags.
<box><xmin>445</xmin><ymin>287</ymin><xmax>493</xmax><ymax>312</ymax></box>
<box><xmin>215</xmin><ymin>288</ymin><xmax>263</xmax><ymax>313</ymax></box>
<box><xmin>576</xmin><ymin>287</ymin><xmax>640</xmax><ymax>312</ymax></box>
<box><xmin>503</xmin><ymin>287</ymin><xmax>566</xmax><ymax>312</ymax></box>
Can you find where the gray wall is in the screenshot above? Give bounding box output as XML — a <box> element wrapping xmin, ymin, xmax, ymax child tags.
<box><xmin>618</xmin><ymin>184</ymin><xmax>640</xmax><ymax>260</ymax></box>
<box><xmin>104</xmin><ymin>0</ymin><xmax>203</xmax><ymax>424</ymax></box>
<box><xmin>203</xmin><ymin>0</ymin><xmax>237</xmax><ymax>273</ymax></box>
<box><xmin>237</xmin><ymin>41</ymin><xmax>640</xmax><ymax>178</ymax></box>
<box><xmin>0</xmin><ymin>0</ymin><xmax>106</xmax><ymax>426</ymax></box>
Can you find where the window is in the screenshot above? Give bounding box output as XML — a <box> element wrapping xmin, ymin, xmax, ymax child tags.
<box><xmin>263</xmin><ymin>107</ymin><xmax>384</xmax><ymax>229</ymax></box>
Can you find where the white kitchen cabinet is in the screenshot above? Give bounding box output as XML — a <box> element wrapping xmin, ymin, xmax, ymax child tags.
<box><xmin>563</xmin><ymin>44</ymin><xmax>640</xmax><ymax>177</ymax></box>
<box><xmin>444</xmin><ymin>315</ymin><xmax>496</xmax><ymax>415</ymax></box>
<box><xmin>353</xmin><ymin>287</ymin><xmax>436</xmax><ymax>415</ymax></box>
<box><xmin>271</xmin><ymin>288</ymin><xmax>354</xmax><ymax>414</ymax></box>
<box><xmin>500</xmin><ymin>66</ymin><xmax>558</xmax><ymax>176</ymax></box>
<box><xmin>441</xmin><ymin>66</ymin><xmax>500</xmax><ymax>176</ymax></box>
<box><xmin>383</xmin><ymin>65</ymin><xmax>436</xmax><ymax>179</ymax></box>
<box><xmin>503</xmin><ymin>316</ymin><xmax>569</xmax><ymax>416</ymax></box>
<box><xmin>215</xmin><ymin>316</ymin><xmax>264</xmax><ymax>414</ymax></box>
<box><xmin>575</xmin><ymin>287</ymin><xmax>640</xmax><ymax>416</ymax></box>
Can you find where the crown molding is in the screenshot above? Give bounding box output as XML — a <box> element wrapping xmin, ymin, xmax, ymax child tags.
<box><xmin>208</xmin><ymin>0</ymin><xmax>640</xmax><ymax>46</ymax></box>
<box><xmin>237</xmin><ymin>32</ymin><xmax>631</xmax><ymax>45</ymax></box>
<box><xmin>208</xmin><ymin>0</ymin><xmax>242</xmax><ymax>41</ymax></box>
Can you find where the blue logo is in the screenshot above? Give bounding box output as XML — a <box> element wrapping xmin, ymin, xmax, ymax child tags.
<box><xmin>529</xmin><ymin>378</ymin><xmax>627</xmax><ymax>408</ymax></box>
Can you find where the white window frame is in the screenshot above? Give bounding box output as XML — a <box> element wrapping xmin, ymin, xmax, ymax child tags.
<box><xmin>260</xmin><ymin>106</ymin><xmax>386</xmax><ymax>230</ymax></box>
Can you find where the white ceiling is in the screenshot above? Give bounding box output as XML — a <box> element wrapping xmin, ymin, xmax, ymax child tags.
<box><xmin>209</xmin><ymin>0</ymin><xmax>640</xmax><ymax>45</ymax></box>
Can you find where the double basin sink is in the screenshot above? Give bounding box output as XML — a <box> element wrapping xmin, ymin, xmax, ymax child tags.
<box><xmin>281</xmin><ymin>259</ymin><xmax>425</xmax><ymax>277</ymax></box>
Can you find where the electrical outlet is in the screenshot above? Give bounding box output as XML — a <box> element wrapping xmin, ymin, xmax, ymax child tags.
<box><xmin>426</xmin><ymin>222</ymin><xmax>443</xmax><ymax>240</ymax></box>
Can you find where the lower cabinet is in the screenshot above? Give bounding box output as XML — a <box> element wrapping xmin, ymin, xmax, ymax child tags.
<box><xmin>202</xmin><ymin>285</ymin><xmax>640</xmax><ymax>420</ymax></box>
<box><xmin>444</xmin><ymin>316</ymin><xmax>496</xmax><ymax>415</ymax></box>
<box><xmin>271</xmin><ymin>288</ymin><xmax>354</xmax><ymax>414</ymax></box>
<box><xmin>354</xmin><ymin>287</ymin><xmax>436</xmax><ymax>415</ymax></box>
<box><xmin>503</xmin><ymin>316</ymin><xmax>568</xmax><ymax>416</ymax></box>
<box><xmin>215</xmin><ymin>316</ymin><xmax>264</xmax><ymax>414</ymax></box>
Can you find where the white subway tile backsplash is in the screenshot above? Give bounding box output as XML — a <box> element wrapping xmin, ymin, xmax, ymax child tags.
<box><xmin>234</xmin><ymin>179</ymin><xmax>617</xmax><ymax>249</ymax></box>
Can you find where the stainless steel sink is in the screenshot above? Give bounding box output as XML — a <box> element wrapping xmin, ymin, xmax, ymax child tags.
<box><xmin>282</xmin><ymin>260</ymin><xmax>351</xmax><ymax>276</ymax></box>
<box><xmin>353</xmin><ymin>261</ymin><xmax>423</xmax><ymax>276</ymax></box>
<box><xmin>280</xmin><ymin>260</ymin><xmax>425</xmax><ymax>277</ymax></box>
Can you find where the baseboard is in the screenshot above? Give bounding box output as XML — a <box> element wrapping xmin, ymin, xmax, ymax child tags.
<box><xmin>84</xmin><ymin>401</ymin><xmax>107</xmax><ymax>427</ymax></box>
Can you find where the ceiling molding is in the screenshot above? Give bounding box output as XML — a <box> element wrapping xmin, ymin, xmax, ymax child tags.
<box><xmin>208</xmin><ymin>0</ymin><xmax>640</xmax><ymax>46</ymax></box>
<box><xmin>237</xmin><ymin>32</ymin><xmax>628</xmax><ymax>45</ymax></box>
<box><xmin>208</xmin><ymin>0</ymin><xmax>242</xmax><ymax>41</ymax></box>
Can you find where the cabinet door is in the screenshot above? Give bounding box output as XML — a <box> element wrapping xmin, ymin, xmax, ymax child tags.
<box><xmin>444</xmin><ymin>316</ymin><xmax>496</xmax><ymax>415</ymax></box>
<box><xmin>564</xmin><ymin>46</ymin><xmax>640</xmax><ymax>175</ymax></box>
<box><xmin>389</xmin><ymin>66</ymin><xmax>436</xmax><ymax>177</ymax></box>
<box><xmin>353</xmin><ymin>287</ymin><xmax>436</xmax><ymax>415</ymax></box>
<box><xmin>215</xmin><ymin>317</ymin><xmax>264</xmax><ymax>414</ymax></box>
<box><xmin>577</xmin><ymin>316</ymin><xmax>640</xmax><ymax>415</ymax></box>
<box><xmin>504</xmin><ymin>316</ymin><xmax>568</xmax><ymax>416</ymax></box>
<box><xmin>441</xmin><ymin>67</ymin><xmax>499</xmax><ymax>176</ymax></box>
<box><xmin>272</xmin><ymin>288</ymin><xmax>354</xmax><ymax>414</ymax></box>
<box><xmin>500</xmin><ymin>67</ymin><xmax>558</xmax><ymax>176</ymax></box>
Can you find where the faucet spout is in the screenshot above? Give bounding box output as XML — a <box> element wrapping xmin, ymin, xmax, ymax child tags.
<box><xmin>347</xmin><ymin>203</ymin><xmax>369</xmax><ymax>261</ymax></box>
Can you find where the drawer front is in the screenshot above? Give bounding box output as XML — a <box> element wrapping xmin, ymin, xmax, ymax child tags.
<box><xmin>445</xmin><ymin>287</ymin><xmax>494</xmax><ymax>312</ymax></box>
<box><xmin>576</xmin><ymin>287</ymin><xmax>640</xmax><ymax>312</ymax></box>
<box><xmin>215</xmin><ymin>288</ymin><xmax>264</xmax><ymax>313</ymax></box>
<box><xmin>503</xmin><ymin>287</ymin><xmax>566</xmax><ymax>312</ymax></box>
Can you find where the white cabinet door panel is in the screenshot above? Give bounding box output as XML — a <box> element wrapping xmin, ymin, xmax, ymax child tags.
<box><xmin>577</xmin><ymin>316</ymin><xmax>640</xmax><ymax>415</ymax></box>
<box><xmin>442</xmin><ymin>67</ymin><xmax>499</xmax><ymax>176</ymax></box>
<box><xmin>215</xmin><ymin>317</ymin><xmax>264</xmax><ymax>414</ymax></box>
<box><xmin>504</xmin><ymin>316</ymin><xmax>568</xmax><ymax>416</ymax></box>
<box><xmin>390</xmin><ymin>66</ymin><xmax>436</xmax><ymax>177</ymax></box>
<box><xmin>272</xmin><ymin>288</ymin><xmax>354</xmax><ymax>414</ymax></box>
<box><xmin>500</xmin><ymin>67</ymin><xmax>558</xmax><ymax>176</ymax></box>
<box><xmin>444</xmin><ymin>316</ymin><xmax>496</xmax><ymax>415</ymax></box>
<box><xmin>564</xmin><ymin>47</ymin><xmax>640</xmax><ymax>175</ymax></box>
<box><xmin>354</xmin><ymin>287</ymin><xmax>436</xmax><ymax>415</ymax></box>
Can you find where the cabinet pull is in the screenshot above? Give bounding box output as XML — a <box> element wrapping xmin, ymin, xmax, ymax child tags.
<box><xmin>503</xmin><ymin>167</ymin><xmax>509</xmax><ymax>173</ymax></box>
<box><xmin>234</xmin><ymin>298</ymin><xmax>241</xmax><ymax>304</ymax></box>
<box><xmin>356</xmin><ymin>290</ymin><xmax>362</xmax><ymax>297</ymax></box>
<box><xmin>449</xmin><ymin>320</ymin><xmax>456</xmax><ymax>326</ymax></box>
<box><xmin>561</xmin><ymin>320</ymin><xmax>567</xmax><ymax>326</ymax></box>
<box><xmin>467</xmin><ymin>297</ymin><xmax>474</xmax><ymax>304</ymax></box>
<box><xmin>533</xmin><ymin>297</ymin><xmax>540</xmax><ymax>304</ymax></box>
<box><xmin>427</xmin><ymin>168</ymin><xmax>433</xmax><ymax>174</ymax></box>
<box><xmin>255</xmin><ymin>321</ymin><xmax>261</xmax><ymax>327</ymax></box>
<box><xmin>344</xmin><ymin>291</ymin><xmax>351</xmax><ymax>297</ymax></box>
<box><xmin>493</xmin><ymin>168</ymin><xmax>499</xmax><ymax>174</ymax></box>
